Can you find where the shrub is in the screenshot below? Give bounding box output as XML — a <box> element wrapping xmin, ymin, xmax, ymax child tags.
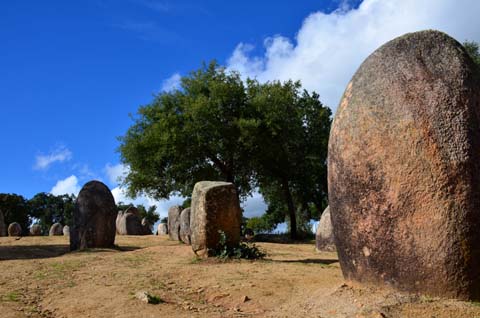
<box><xmin>210</xmin><ymin>230</ymin><xmax>266</xmax><ymax>260</ymax></box>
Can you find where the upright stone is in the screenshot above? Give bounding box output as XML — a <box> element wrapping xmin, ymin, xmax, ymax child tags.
<box><xmin>63</xmin><ymin>225</ymin><xmax>70</xmax><ymax>236</ymax></box>
<box><xmin>179</xmin><ymin>207</ymin><xmax>191</xmax><ymax>245</ymax></box>
<box><xmin>315</xmin><ymin>206</ymin><xmax>335</xmax><ymax>252</ymax></box>
<box><xmin>116</xmin><ymin>207</ymin><xmax>150</xmax><ymax>235</ymax></box>
<box><xmin>0</xmin><ymin>211</ymin><xmax>6</xmax><ymax>237</ymax></box>
<box><xmin>141</xmin><ymin>218</ymin><xmax>152</xmax><ymax>235</ymax></box>
<box><xmin>168</xmin><ymin>206</ymin><xmax>182</xmax><ymax>241</ymax></box>
<box><xmin>328</xmin><ymin>30</ymin><xmax>480</xmax><ymax>299</ymax></box>
<box><xmin>157</xmin><ymin>223</ymin><xmax>168</xmax><ymax>235</ymax></box>
<box><xmin>70</xmin><ymin>181</ymin><xmax>117</xmax><ymax>250</ymax></box>
<box><xmin>49</xmin><ymin>223</ymin><xmax>63</xmax><ymax>236</ymax></box>
<box><xmin>30</xmin><ymin>224</ymin><xmax>42</xmax><ymax>236</ymax></box>
<box><xmin>8</xmin><ymin>222</ymin><xmax>22</xmax><ymax>237</ymax></box>
<box><xmin>190</xmin><ymin>181</ymin><xmax>241</xmax><ymax>257</ymax></box>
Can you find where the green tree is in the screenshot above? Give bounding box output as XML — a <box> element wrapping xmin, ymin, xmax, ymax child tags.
<box><xmin>242</xmin><ymin>80</ymin><xmax>331</xmax><ymax>239</ymax></box>
<box><xmin>28</xmin><ymin>193</ymin><xmax>75</xmax><ymax>234</ymax></box>
<box><xmin>136</xmin><ymin>204</ymin><xmax>160</xmax><ymax>230</ymax></box>
<box><xmin>463</xmin><ymin>40</ymin><xmax>480</xmax><ymax>67</ymax></box>
<box><xmin>118</xmin><ymin>61</ymin><xmax>255</xmax><ymax>200</ymax></box>
<box><xmin>0</xmin><ymin>193</ymin><xmax>30</xmax><ymax>235</ymax></box>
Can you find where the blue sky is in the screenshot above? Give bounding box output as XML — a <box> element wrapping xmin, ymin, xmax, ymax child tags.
<box><xmin>1</xmin><ymin>0</ymin><xmax>479</xmax><ymax>219</ymax></box>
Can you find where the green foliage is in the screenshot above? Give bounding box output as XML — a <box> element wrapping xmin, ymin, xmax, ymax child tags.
<box><xmin>118</xmin><ymin>61</ymin><xmax>255</xmax><ymax>200</ymax></box>
<box><xmin>0</xmin><ymin>193</ymin><xmax>30</xmax><ymax>235</ymax></box>
<box><xmin>210</xmin><ymin>231</ymin><xmax>266</xmax><ymax>260</ymax></box>
<box><xmin>28</xmin><ymin>193</ymin><xmax>75</xmax><ymax>234</ymax></box>
<box><xmin>246</xmin><ymin>216</ymin><xmax>275</xmax><ymax>234</ymax></box>
<box><xmin>463</xmin><ymin>40</ymin><xmax>480</xmax><ymax>67</ymax></box>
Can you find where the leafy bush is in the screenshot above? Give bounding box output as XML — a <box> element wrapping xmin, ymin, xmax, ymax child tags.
<box><xmin>210</xmin><ymin>231</ymin><xmax>266</xmax><ymax>260</ymax></box>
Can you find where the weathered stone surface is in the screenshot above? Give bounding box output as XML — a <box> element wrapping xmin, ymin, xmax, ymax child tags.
<box><xmin>168</xmin><ymin>206</ymin><xmax>182</xmax><ymax>241</ymax></box>
<box><xmin>179</xmin><ymin>208</ymin><xmax>191</xmax><ymax>245</ymax></box>
<box><xmin>328</xmin><ymin>30</ymin><xmax>480</xmax><ymax>299</ymax></box>
<box><xmin>0</xmin><ymin>211</ymin><xmax>6</xmax><ymax>237</ymax></box>
<box><xmin>63</xmin><ymin>225</ymin><xmax>70</xmax><ymax>236</ymax></box>
<box><xmin>8</xmin><ymin>222</ymin><xmax>22</xmax><ymax>237</ymax></box>
<box><xmin>116</xmin><ymin>207</ymin><xmax>150</xmax><ymax>235</ymax></box>
<box><xmin>190</xmin><ymin>181</ymin><xmax>241</xmax><ymax>256</ymax></box>
<box><xmin>49</xmin><ymin>223</ymin><xmax>63</xmax><ymax>236</ymax></box>
<box><xmin>30</xmin><ymin>224</ymin><xmax>42</xmax><ymax>236</ymax></box>
<box><xmin>315</xmin><ymin>206</ymin><xmax>335</xmax><ymax>252</ymax></box>
<box><xmin>70</xmin><ymin>181</ymin><xmax>117</xmax><ymax>250</ymax></box>
<box><xmin>141</xmin><ymin>218</ymin><xmax>153</xmax><ymax>235</ymax></box>
<box><xmin>157</xmin><ymin>223</ymin><xmax>168</xmax><ymax>235</ymax></box>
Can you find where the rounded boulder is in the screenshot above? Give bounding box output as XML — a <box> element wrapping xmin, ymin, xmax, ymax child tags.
<box><xmin>328</xmin><ymin>30</ymin><xmax>480</xmax><ymax>299</ymax></box>
<box><xmin>70</xmin><ymin>181</ymin><xmax>117</xmax><ymax>250</ymax></box>
<box><xmin>8</xmin><ymin>222</ymin><xmax>22</xmax><ymax>237</ymax></box>
<box><xmin>30</xmin><ymin>224</ymin><xmax>42</xmax><ymax>236</ymax></box>
<box><xmin>49</xmin><ymin>223</ymin><xmax>63</xmax><ymax>236</ymax></box>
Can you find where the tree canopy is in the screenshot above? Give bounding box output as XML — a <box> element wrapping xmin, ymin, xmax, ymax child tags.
<box><xmin>119</xmin><ymin>61</ymin><xmax>332</xmax><ymax>239</ymax></box>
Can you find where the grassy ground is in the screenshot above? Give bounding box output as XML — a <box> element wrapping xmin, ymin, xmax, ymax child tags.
<box><xmin>1</xmin><ymin>235</ymin><xmax>480</xmax><ymax>317</ymax></box>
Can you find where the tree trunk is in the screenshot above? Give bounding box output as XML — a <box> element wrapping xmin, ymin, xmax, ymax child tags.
<box><xmin>282</xmin><ymin>178</ymin><xmax>297</xmax><ymax>240</ymax></box>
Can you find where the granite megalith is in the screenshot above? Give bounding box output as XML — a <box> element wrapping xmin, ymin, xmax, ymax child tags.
<box><xmin>190</xmin><ymin>181</ymin><xmax>241</xmax><ymax>257</ymax></box>
<box><xmin>116</xmin><ymin>207</ymin><xmax>150</xmax><ymax>235</ymax></box>
<box><xmin>328</xmin><ymin>30</ymin><xmax>480</xmax><ymax>299</ymax></box>
<box><xmin>70</xmin><ymin>181</ymin><xmax>117</xmax><ymax>250</ymax></box>
<box><xmin>30</xmin><ymin>224</ymin><xmax>42</xmax><ymax>236</ymax></box>
<box><xmin>49</xmin><ymin>223</ymin><xmax>63</xmax><ymax>236</ymax></box>
<box><xmin>168</xmin><ymin>205</ymin><xmax>182</xmax><ymax>241</ymax></box>
<box><xmin>179</xmin><ymin>207</ymin><xmax>191</xmax><ymax>245</ymax></box>
<box><xmin>0</xmin><ymin>211</ymin><xmax>6</xmax><ymax>237</ymax></box>
<box><xmin>141</xmin><ymin>218</ymin><xmax>152</xmax><ymax>235</ymax></box>
<box><xmin>157</xmin><ymin>223</ymin><xmax>168</xmax><ymax>235</ymax></box>
<box><xmin>63</xmin><ymin>225</ymin><xmax>70</xmax><ymax>236</ymax></box>
<box><xmin>8</xmin><ymin>222</ymin><xmax>22</xmax><ymax>237</ymax></box>
<box><xmin>315</xmin><ymin>206</ymin><xmax>335</xmax><ymax>252</ymax></box>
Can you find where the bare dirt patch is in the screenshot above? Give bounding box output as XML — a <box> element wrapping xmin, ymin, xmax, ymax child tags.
<box><xmin>1</xmin><ymin>236</ymin><xmax>479</xmax><ymax>317</ymax></box>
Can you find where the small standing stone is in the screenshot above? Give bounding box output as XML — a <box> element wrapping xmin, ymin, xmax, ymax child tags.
<box><xmin>30</xmin><ymin>224</ymin><xmax>42</xmax><ymax>236</ymax></box>
<box><xmin>315</xmin><ymin>206</ymin><xmax>336</xmax><ymax>252</ymax></box>
<box><xmin>168</xmin><ymin>206</ymin><xmax>182</xmax><ymax>241</ymax></box>
<box><xmin>179</xmin><ymin>207</ymin><xmax>191</xmax><ymax>245</ymax></box>
<box><xmin>63</xmin><ymin>225</ymin><xmax>70</xmax><ymax>236</ymax></box>
<box><xmin>157</xmin><ymin>223</ymin><xmax>168</xmax><ymax>235</ymax></box>
<box><xmin>8</xmin><ymin>222</ymin><xmax>22</xmax><ymax>237</ymax></box>
<box><xmin>49</xmin><ymin>223</ymin><xmax>63</xmax><ymax>236</ymax></box>
<box><xmin>190</xmin><ymin>181</ymin><xmax>241</xmax><ymax>257</ymax></box>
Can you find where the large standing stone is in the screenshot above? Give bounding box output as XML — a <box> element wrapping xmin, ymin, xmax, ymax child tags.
<box><xmin>179</xmin><ymin>207</ymin><xmax>191</xmax><ymax>245</ymax></box>
<box><xmin>168</xmin><ymin>205</ymin><xmax>182</xmax><ymax>241</ymax></box>
<box><xmin>8</xmin><ymin>222</ymin><xmax>22</xmax><ymax>237</ymax></box>
<box><xmin>0</xmin><ymin>211</ymin><xmax>6</xmax><ymax>237</ymax></box>
<box><xmin>315</xmin><ymin>206</ymin><xmax>335</xmax><ymax>252</ymax></box>
<box><xmin>49</xmin><ymin>223</ymin><xmax>63</xmax><ymax>236</ymax></box>
<box><xmin>328</xmin><ymin>30</ymin><xmax>480</xmax><ymax>299</ymax></box>
<box><xmin>141</xmin><ymin>218</ymin><xmax>152</xmax><ymax>235</ymax></box>
<box><xmin>30</xmin><ymin>224</ymin><xmax>42</xmax><ymax>236</ymax></box>
<box><xmin>157</xmin><ymin>223</ymin><xmax>168</xmax><ymax>235</ymax></box>
<box><xmin>116</xmin><ymin>207</ymin><xmax>150</xmax><ymax>235</ymax></box>
<box><xmin>190</xmin><ymin>181</ymin><xmax>241</xmax><ymax>257</ymax></box>
<box><xmin>70</xmin><ymin>181</ymin><xmax>117</xmax><ymax>250</ymax></box>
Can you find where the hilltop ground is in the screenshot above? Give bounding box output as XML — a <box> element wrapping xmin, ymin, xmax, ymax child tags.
<box><xmin>1</xmin><ymin>235</ymin><xmax>479</xmax><ymax>318</ymax></box>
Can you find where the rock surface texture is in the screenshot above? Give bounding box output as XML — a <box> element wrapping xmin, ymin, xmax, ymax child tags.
<box><xmin>315</xmin><ymin>206</ymin><xmax>335</xmax><ymax>252</ymax></box>
<box><xmin>190</xmin><ymin>181</ymin><xmax>241</xmax><ymax>257</ymax></box>
<box><xmin>49</xmin><ymin>223</ymin><xmax>63</xmax><ymax>236</ymax></box>
<box><xmin>328</xmin><ymin>30</ymin><xmax>480</xmax><ymax>300</ymax></box>
<box><xmin>70</xmin><ymin>181</ymin><xmax>117</xmax><ymax>250</ymax></box>
<box><xmin>116</xmin><ymin>207</ymin><xmax>150</xmax><ymax>235</ymax></box>
<box><xmin>63</xmin><ymin>225</ymin><xmax>70</xmax><ymax>236</ymax></box>
<box><xmin>157</xmin><ymin>223</ymin><xmax>168</xmax><ymax>235</ymax></box>
<box><xmin>30</xmin><ymin>224</ymin><xmax>42</xmax><ymax>236</ymax></box>
<box><xmin>8</xmin><ymin>222</ymin><xmax>22</xmax><ymax>237</ymax></box>
<box><xmin>0</xmin><ymin>211</ymin><xmax>6</xmax><ymax>237</ymax></box>
<box><xmin>168</xmin><ymin>206</ymin><xmax>182</xmax><ymax>241</ymax></box>
<box><xmin>179</xmin><ymin>207</ymin><xmax>191</xmax><ymax>245</ymax></box>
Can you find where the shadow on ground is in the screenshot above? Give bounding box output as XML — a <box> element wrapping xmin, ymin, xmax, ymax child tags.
<box><xmin>269</xmin><ymin>258</ymin><xmax>338</xmax><ymax>265</ymax></box>
<box><xmin>0</xmin><ymin>244</ymin><xmax>144</xmax><ymax>261</ymax></box>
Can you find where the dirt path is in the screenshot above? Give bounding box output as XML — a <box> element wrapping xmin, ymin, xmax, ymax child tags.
<box><xmin>1</xmin><ymin>236</ymin><xmax>479</xmax><ymax>318</ymax></box>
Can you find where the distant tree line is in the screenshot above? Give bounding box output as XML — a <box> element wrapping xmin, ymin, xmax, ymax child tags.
<box><xmin>0</xmin><ymin>193</ymin><xmax>159</xmax><ymax>235</ymax></box>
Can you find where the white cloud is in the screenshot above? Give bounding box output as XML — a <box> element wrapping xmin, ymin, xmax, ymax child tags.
<box><xmin>34</xmin><ymin>146</ymin><xmax>72</xmax><ymax>170</ymax></box>
<box><xmin>161</xmin><ymin>73</ymin><xmax>181</xmax><ymax>92</ymax></box>
<box><xmin>242</xmin><ymin>191</ymin><xmax>268</xmax><ymax>218</ymax></box>
<box><xmin>50</xmin><ymin>175</ymin><xmax>81</xmax><ymax>196</ymax></box>
<box><xmin>104</xmin><ymin>163</ymin><xmax>129</xmax><ymax>186</ymax></box>
<box><xmin>227</xmin><ymin>0</ymin><xmax>480</xmax><ymax>111</ymax></box>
